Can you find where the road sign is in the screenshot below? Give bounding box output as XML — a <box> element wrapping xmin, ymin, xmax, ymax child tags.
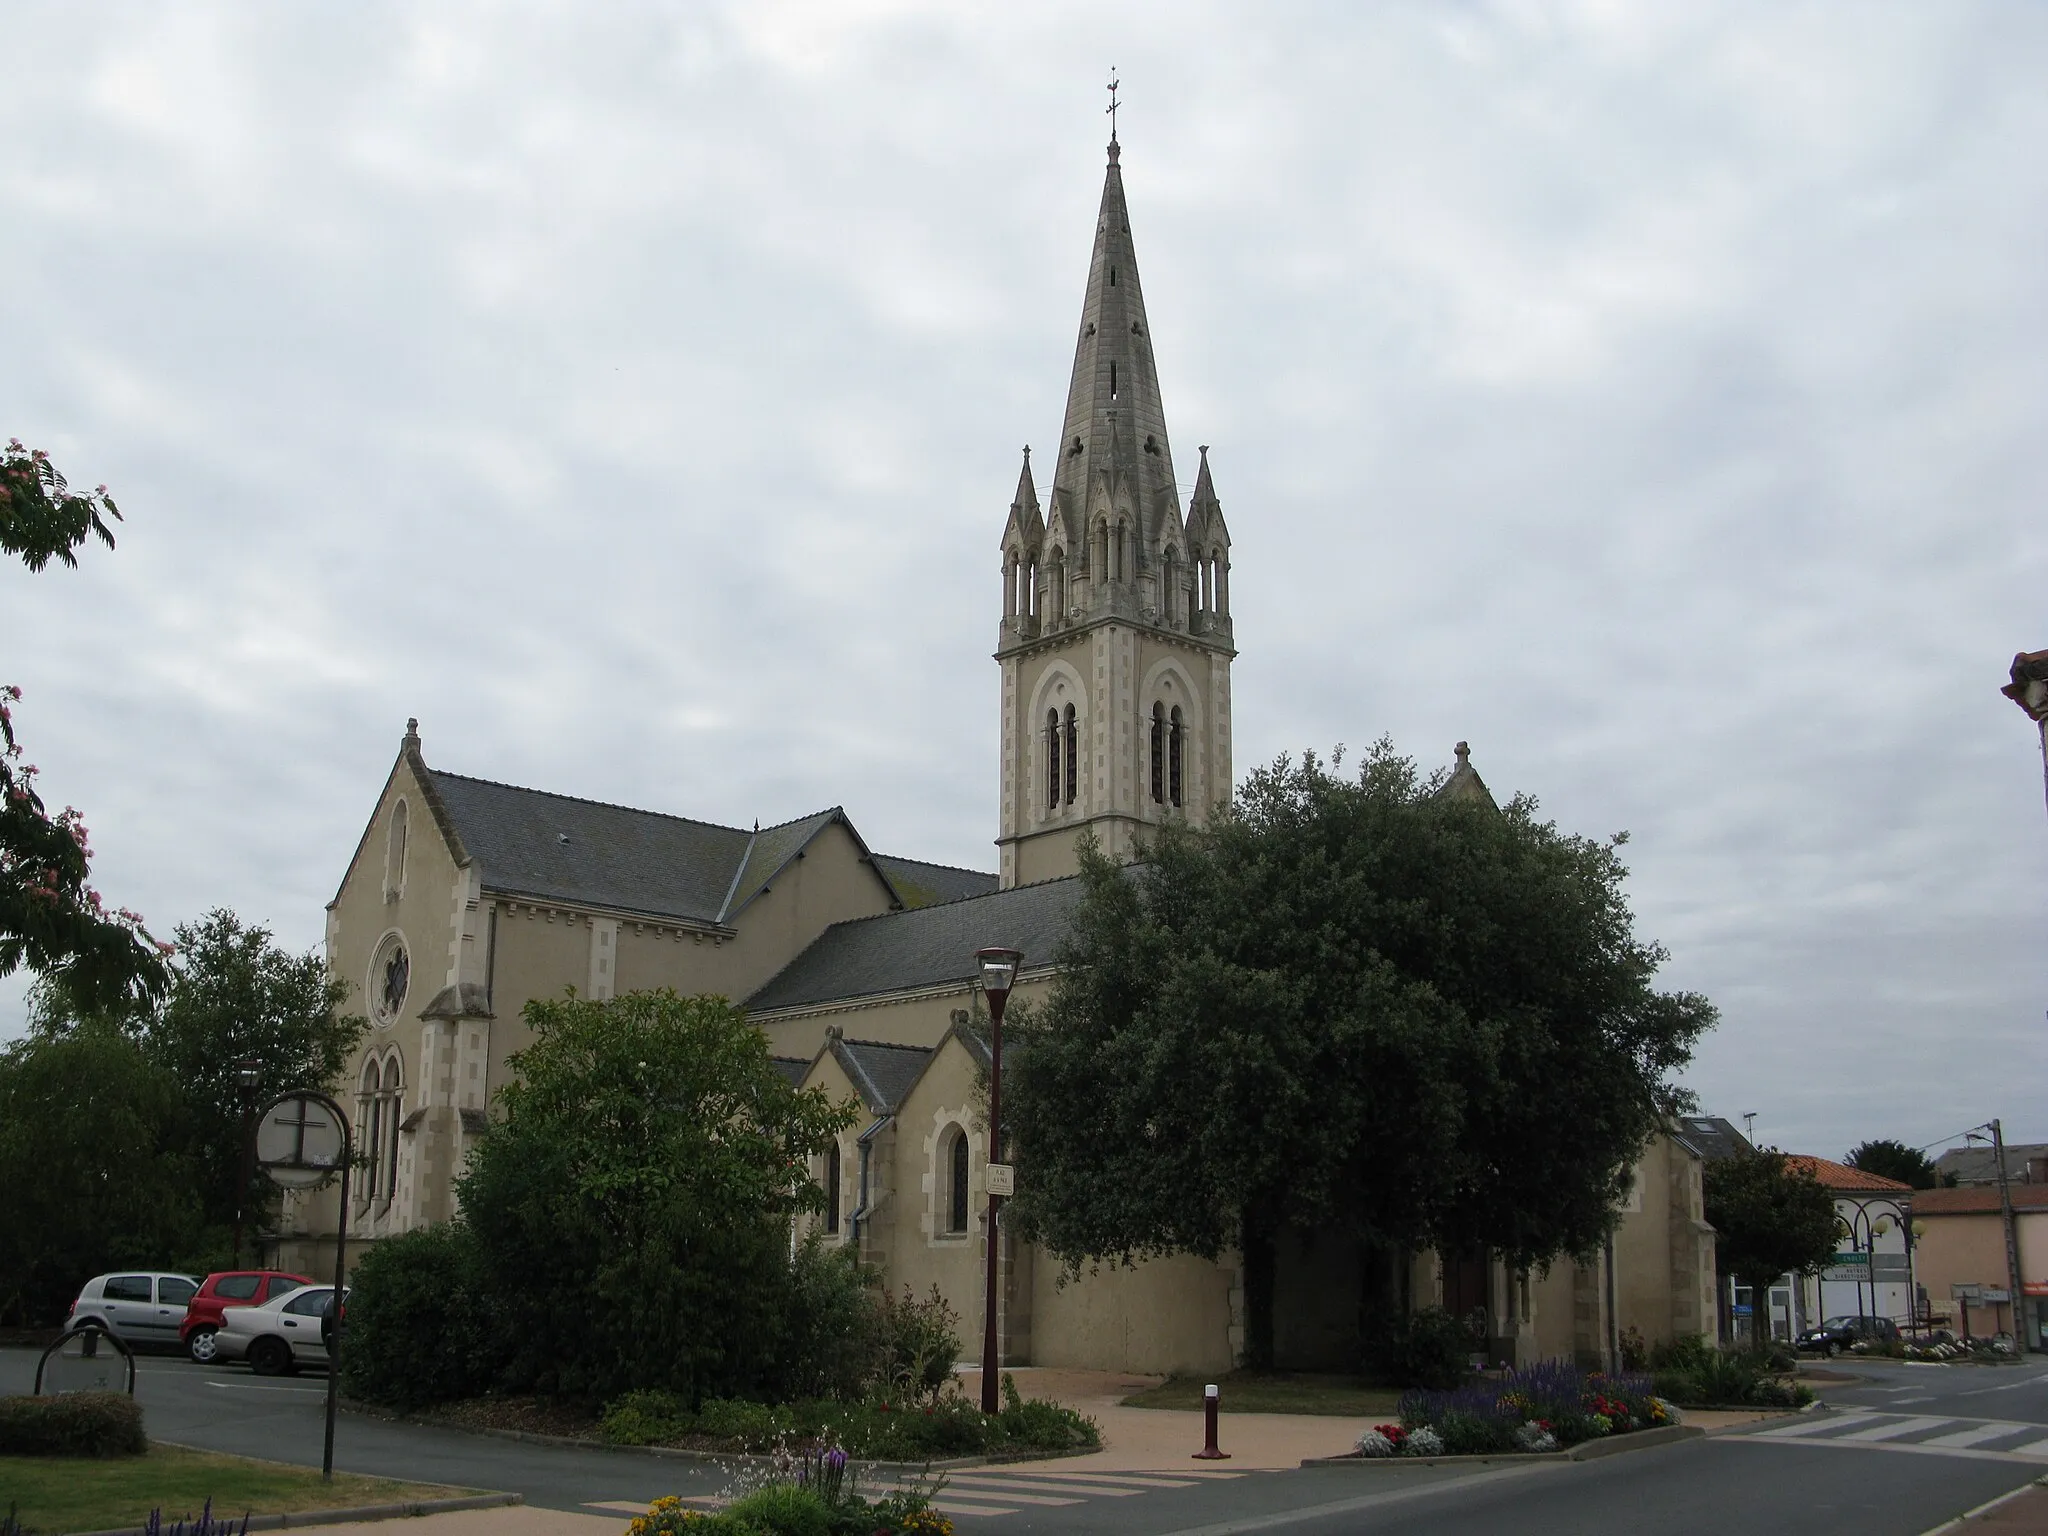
<box><xmin>255</xmin><ymin>1094</ymin><xmax>348</xmax><ymax>1188</ymax></box>
<box><xmin>984</xmin><ymin>1163</ymin><xmax>1015</xmax><ymax>1197</ymax></box>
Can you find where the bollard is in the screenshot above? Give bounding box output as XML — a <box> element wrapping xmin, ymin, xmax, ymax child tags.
<box><xmin>1193</xmin><ymin>1382</ymin><xmax>1231</xmax><ymax>1460</ymax></box>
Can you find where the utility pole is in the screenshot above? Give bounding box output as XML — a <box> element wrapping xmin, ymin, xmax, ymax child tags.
<box><xmin>1993</xmin><ymin>1119</ymin><xmax>2029</xmax><ymax>1352</ymax></box>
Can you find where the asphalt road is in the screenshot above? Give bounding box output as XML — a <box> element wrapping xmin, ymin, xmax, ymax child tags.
<box><xmin>8</xmin><ymin>1347</ymin><xmax>2048</xmax><ymax>1535</ymax></box>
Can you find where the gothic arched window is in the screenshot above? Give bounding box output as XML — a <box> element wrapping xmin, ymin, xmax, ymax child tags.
<box><xmin>1046</xmin><ymin>709</ymin><xmax>1061</xmax><ymax>811</ymax></box>
<box><xmin>1150</xmin><ymin>702</ymin><xmax>1165</xmax><ymax>804</ymax></box>
<box><xmin>947</xmin><ymin>1127</ymin><xmax>971</xmax><ymax>1234</ymax></box>
<box><xmin>825</xmin><ymin>1141</ymin><xmax>841</xmax><ymax>1234</ymax></box>
<box><xmin>1170</xmin><ymin>707</ymin><xmax>1185</xmax><ymax>809</ymax></box>
<box><xmin>1063</xmin><ymin>705</ymin><xmax>1078</xmax><ymax>805</ymax></box>
<box><xmin>381</xmin><ymin>1056</ymin><xmax>402</xmax><ymax>1198</ymax></box>
<box><xmin>358</xmin><ymin>1059</ymin><xmax>383</xmax><ymax>1201</ymax></box>
<box><xmin>1116</xmin><ymin>520</ymin><xmax>1128</xmax><ymax>581</ymax></box>
<box><xmin>384</xmin><ymin>800</ymin><xmax>408</xmax><ymax>900</ymax></box>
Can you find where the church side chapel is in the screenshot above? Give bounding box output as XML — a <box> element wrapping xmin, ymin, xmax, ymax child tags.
<box><xmin>289</xmin><ymin>121</ymin><xmax>1716</xmax><ymax>1375</ymax></box>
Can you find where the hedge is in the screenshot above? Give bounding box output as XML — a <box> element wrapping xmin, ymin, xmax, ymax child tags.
<box><xmin>0</xmin><ymin>1392</ymin><xmax>146</xmax><ymax>1456</ymax></box>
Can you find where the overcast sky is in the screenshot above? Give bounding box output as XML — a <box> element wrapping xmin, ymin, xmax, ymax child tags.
<box><xmin>3</xmin><ymin>1</ymin><xmax>2044</xmax><ymax>1164</ymax></box>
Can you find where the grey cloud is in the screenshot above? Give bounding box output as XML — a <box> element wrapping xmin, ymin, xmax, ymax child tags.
<box><xmin>3</xmin><ymin>0</ymin><xmax>2044</xmax><ymax>1162</ymax></box>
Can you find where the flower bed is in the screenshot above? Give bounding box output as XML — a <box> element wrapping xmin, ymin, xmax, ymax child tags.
<box><xmin>626</xmin><ymin>1442</ymin><xmax>954</xmax><ymax>1535</ymax></box>
<box><xmin>601</xmin><ymin>1375</ymin><xmax>1097</xmax><ymax>1463</ymax></box>
<box><xmin>1351</xmin><ymin>1361</ymin><xmax>1675</xmax><ymax>1458</ymax></box>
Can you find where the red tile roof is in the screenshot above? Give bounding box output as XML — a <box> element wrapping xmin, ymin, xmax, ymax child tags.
<box><xmin>1908</xmin><ymin>1185</ymin><xmax>2048</xmax><ymax>1216</ymax></box>
<box><xmin>1785</xmin><ymin>1155</ymin><xmax>1912</xmax><ymax>1192</ymax></box>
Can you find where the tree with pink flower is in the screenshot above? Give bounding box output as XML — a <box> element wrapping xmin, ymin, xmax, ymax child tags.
<box><xmin>1</xmin><ymin>440</ymin><xmax>169</xmax><ymax>1013</ymax></box>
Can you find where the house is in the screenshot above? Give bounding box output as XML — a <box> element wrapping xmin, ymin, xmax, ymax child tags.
<box><xmin>1906</xmin><ymin>1185</ymin><xmax>2048</xmax><ymax>1348</ymax></box>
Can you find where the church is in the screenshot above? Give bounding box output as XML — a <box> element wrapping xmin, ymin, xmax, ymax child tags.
<box><xmin>284</xmin><ymin>127</ymin><xmax>1717</xmax><ymax>1375</ymax></box>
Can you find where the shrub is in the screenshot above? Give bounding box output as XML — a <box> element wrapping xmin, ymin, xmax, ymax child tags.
<box><xmin>870</xmin><ymin>1286</ymin><xmax>962</xmax><ymax>1406</ymax></box>
<box><xmin>771</xmin><ymin>1241</ymin><xmax>883</xmax><ymax>1403</ymax></box>
<box><xmin>339</xmin><ymin>1223</ymin><xmax>501</xmax><ymax>1409</ymax></box>
<box><xmin>1366</xmin><ymin>1307</ymin><xmax>1472</xmax><ymax>1390</ymax></box>
<box><xmin>1652</xmin><ymin>1347</ymin><xmax>1813</xmax><ymax>1408</ymax></box>
<box><xmin>601</xmin><ymin>1389</ymin><xmax>695</xmax><ymax>1446</ymax></box>
<box><xmin>1647</xmin><ymin>1333</ymin><xmax>1715</xmax><ymax>1372</ymax></box>
<box><xmin>0</xmin><ymin>1391</ymin><xmax>146</xmax><ymax>1456</ymax></box>
<box><xmin>722</xmin><ymin>1485</ymin><xmax>832</xmax><ymax>1536</ymax></box>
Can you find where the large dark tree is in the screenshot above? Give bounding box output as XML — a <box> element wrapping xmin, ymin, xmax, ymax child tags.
<box><xmin>1</xmin><ymin>439</ymin><xmax>169</xmax><ymax>1013</ymax></box>
<box><xmin>1005</xmin><ymin>745</ymin><xmax>1716</xmax><ymax>1367</ymax></box>
<box><xmin>1845</xmin><ymin>1138</ymin><xmax>1937</xmax><ymax>1190</ymax></box>
<box><xmin>0</xmin><ymin>1025</ymin><xmax>203</xmax><ymax>1325</ymax></box>
<box><xmin>1704</xmin><ymin>1149</ymin><xmax>1838</xmax><ymax>1341</ymax></box>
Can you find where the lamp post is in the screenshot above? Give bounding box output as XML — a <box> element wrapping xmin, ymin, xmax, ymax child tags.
<box><xmin>1838</xmin><ymin>1198</ymin><xmax>1908</xmax><ymax>1329</ymax></box>
<box><xmin>975</xmin><ymin>946</ymin><xmax>1023</xmax><ymax>1415</ymax></box>
<box><xmin>231</xmin><ymin>1058</ymin><xmax>264</xmax><ymax>1267</ymax></box>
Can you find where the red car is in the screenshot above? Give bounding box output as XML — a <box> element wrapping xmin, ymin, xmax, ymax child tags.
<box><xmin>180</xmin><ymin>1271</ymin><xmax>314</xmax><ymax>1363</ymax></box>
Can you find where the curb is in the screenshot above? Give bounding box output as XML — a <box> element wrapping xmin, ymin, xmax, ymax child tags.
<box><xmin>1300</xmin><ymin>1423</ymin><xmax>1702</xmax><ymax>1468</ymax></box>
<box><xmin>1916</xmin><ymin>1475</ymin><xmax>2048</xmax><ymax>1536</ymax></box>
<box><xmin>340</xmin><ymin>1401</ymin><xmax>1070</xmax><ymax>1473</ymax></box>
<box><xmin>66</xmin><ymin>1493</ymin><xmax>522</xmax><ymax>1536</ymax></box>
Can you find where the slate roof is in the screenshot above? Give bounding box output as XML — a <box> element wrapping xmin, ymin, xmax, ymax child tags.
<box><xmin>873</xmin><ymin>855</ymin><xmax>999</xmax><ymax>909</ymax></box>
<box><xmin>1784</xmin><ymin>1155</ymin><xmax>1911</xmax><ymax>1193</ymax></box>
<box><xmin>745</xmin><ymin>876</ymin><xmax>1087</xmax><ymax>1013</ymax></box>
<box><xmin>1934</xmin><ymin>1144</ymin><xmax>2048</xmax><ymax>1186</ymax></box>
<box><xmin>422</xmin><ymin>769</ymin><xmax>929</xmax><ymax>928</ymax></box>
<box><xmin>770</xmin><ymin>1056</ymin><xmax>810</xmax><ymax>1088</ymax></box>
<box><xmin>1675</xmin><ymin>1116</ymin><xmax>1754</xmax><ymax>1162</ymax></box>
<box><xmin>829</xmin><ymin>1038</ymin><xmax>938</xmax><ymax>1113</ymax></box>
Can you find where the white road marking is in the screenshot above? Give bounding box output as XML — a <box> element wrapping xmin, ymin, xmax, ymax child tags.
<box><xmin>933</xmin><ymin>1499</ymin><xmax>1030</xmax><ymax>1518</ymax></box>
<box><xmin>932</xmin><ymin>1481</ymin><xmax>1083</xmax><ymax>1507</ymax></box>
<box><xmin>2002</xmin><ymin>1438</ymin><xmax>2048</xmax><ymax>1460</ymax></box>
<box><xmin>1920</xmin><ymin>1423</ymin><xmax>2030</xmax><ymax>1449</ymax></box>
<box><xmin>1753</xmin><ymin>1413</ymin><xmax>1880</xmax><ymax>1439</ymax></box>
<box><xmin>203</xmin><ymin>1381</ymin><xmax>325</xmax><ymax>1394</ymax></box>
<box><xmin>1837</xmin><ymin>1417</ymin><xmax>1954</xmax><ymax>1442</ymax></box>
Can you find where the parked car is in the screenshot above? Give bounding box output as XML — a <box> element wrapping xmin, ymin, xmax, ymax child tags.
<box><xmin>213</xmin><ymin>1284</ymin><xmax>347</xmax><ymax>1376</ymax></box>
<box><xmin>180</xmin><ymin>1271</ymin><xmax>313</xmax><ymax>1363</ymax></box>
<box><xmin>1797</xmin><ymin>1315</ymin><xmax>1901</xmax><ymax>1355</ymax></box>
<box><xmin>66</xmin><ymin>1273</ymin><xmax>202</xmax><ymax>1348</ymax></box>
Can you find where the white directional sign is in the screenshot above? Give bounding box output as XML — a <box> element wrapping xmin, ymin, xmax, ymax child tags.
<box><xmin>255</xmin><ymin>1094</ymin><xmax>348</xmax><ymax>1189</ymax></box>
<box><xmin>984</xmin><ymin>1163</ymin><xmax>1015</xmax><ymax>1197</ymax></box>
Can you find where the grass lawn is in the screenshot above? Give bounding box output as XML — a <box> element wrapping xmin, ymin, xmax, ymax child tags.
<box><xmin>0</xmin><ymin>1442</ymin><xmax>475</xmax><ymax>1534</ymax></box>
<box><xmin>1120</xmin><ymin>1371</ymin><xmax>1403</xmax><ymax>1417</ymax></box>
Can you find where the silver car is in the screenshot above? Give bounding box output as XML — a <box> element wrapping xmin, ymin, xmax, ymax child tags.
<box><xmin>66</xmin><ymin>1272</ymin><xmax>200</xmax><ymax>1347</ymax></box>
<box><xmin>214</xmin><ymin>1284</ymin><xmax>346</xmax><ymax>1375</ymax></box>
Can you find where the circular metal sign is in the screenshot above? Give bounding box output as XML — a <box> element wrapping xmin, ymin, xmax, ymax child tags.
<box><xmin>256</xmin><ymin>1093</ymin><xmax>348</xmax><ymax>1188</ymax></box>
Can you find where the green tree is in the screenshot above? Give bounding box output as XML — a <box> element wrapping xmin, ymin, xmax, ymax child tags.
<box><xmin>1703</xmin><ymin>1149</ymin><xmax>1838</xmax><ymax>1342</ymax></box>
<box><xmin>29</xmin><ymin>908</ymin><xmax>367</xmax><ymax>1247</ymax></box>
<box><xmin>1845</xmin><ymin>1138</ymin><xmax>1937</xmax><ymax>1190</ymax></box>
<box><xmin>1</xmin><ymin>439</ymin><xmax>169</xmax><ymax>1014</ymax></box>
<box><xmin>0</xmin><ymin>1025</ymin><xmax>202</xmax><ymax>1325</ymax></box>
<box><xmin>458</xmin><ymin>989</ymin><xmax>854</xmax><ymax>1401</ymax></box>
<box><xmin>140</xmin><ymin>910</ymin><xmax>366</xmax><ymax>1238</ymax></box>
<box><xmin>1005</xmin><ymin>745</ymin><xmax>1715</xmax><ymax>1367</ymax></box>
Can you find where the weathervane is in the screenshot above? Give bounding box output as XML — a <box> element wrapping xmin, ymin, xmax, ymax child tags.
<box><xmin>1106</xmin><ymin>71</ymin><xmax>1120</xmax><ymax>141</ymax></box>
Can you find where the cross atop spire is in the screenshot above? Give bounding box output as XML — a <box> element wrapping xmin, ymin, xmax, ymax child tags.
<box><xmin>1105</xmin><ymin>71</ymin><xmax>1121</xmax><ymax>159</ymax></box>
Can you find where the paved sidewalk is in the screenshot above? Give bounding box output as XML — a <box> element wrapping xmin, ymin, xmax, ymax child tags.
<box><xmin>959</xmin><ymin>1367</ymin><xmax>1371</xmax><ymax>1470</ymax></box>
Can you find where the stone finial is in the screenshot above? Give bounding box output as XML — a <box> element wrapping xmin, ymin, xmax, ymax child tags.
<box><xmin>404</xmin><ymin>717</ymin><xmax>421</xmax><ymax>751</ymax></box>
<box><xmin>1455</xmin><ymin>741</ymin><xmax>1470</xmax><ymax>765</ymax></box>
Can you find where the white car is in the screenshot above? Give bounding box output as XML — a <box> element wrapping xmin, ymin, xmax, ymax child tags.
<box><xmin>66</xmin><ymin>1272</ymin><xmax>201</xmax><ymax>1348</ymax></box>
<box><xmin>214</xmin><ymin>1284</ymin><xmax>346</xmax><ymax>1375</ymax></box>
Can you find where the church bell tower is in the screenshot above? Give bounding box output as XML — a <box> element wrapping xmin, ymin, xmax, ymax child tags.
<box><xmin>995</xmin><ymin>125</ymin><xmax>1235</xmax><ymax>890</ymax></box>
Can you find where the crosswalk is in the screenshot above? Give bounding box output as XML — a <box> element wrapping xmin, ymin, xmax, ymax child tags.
<box><xmin>1741</xmin><ymin>1412</ymin><xmax>2048</xmax><ymax>1462</ymax></box>
<box><xmin>586</xmin><ymin>1465</ymin><xmax>1252</xmax><ymax>1523</ymax></box>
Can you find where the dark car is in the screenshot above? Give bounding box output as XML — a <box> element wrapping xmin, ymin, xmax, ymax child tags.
<box><xmin>1798</xmin><ymin>1314</ymin><xmax>1899</xmax><ymax>1355</ymax></box>
<box><xmin>180</xmin><ymin>1271</ymin><xmax>313</xmax><ymax>1363</ymax></box>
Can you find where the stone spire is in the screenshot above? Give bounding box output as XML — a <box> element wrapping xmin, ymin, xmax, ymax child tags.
<box><xmin>1046</xmin><ymin>134</ymin><xmax>1181</xmax><ymax>563</ymax></box>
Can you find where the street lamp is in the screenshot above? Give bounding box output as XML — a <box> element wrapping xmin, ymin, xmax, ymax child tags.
<box><xmin>975</xmin><ymin>946</ymin><xmax>1023</xmax><ymax>1415</ymax></box>
<box><xmin>232</xmin><ymin>1058</ymin><xmax>264</xmax><ymax>1267</ymax></box>
<box><xmin>1835</xmin><ymin>1198</ymin><xmax>1909</xmax><ymax>1331</ymax></box>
